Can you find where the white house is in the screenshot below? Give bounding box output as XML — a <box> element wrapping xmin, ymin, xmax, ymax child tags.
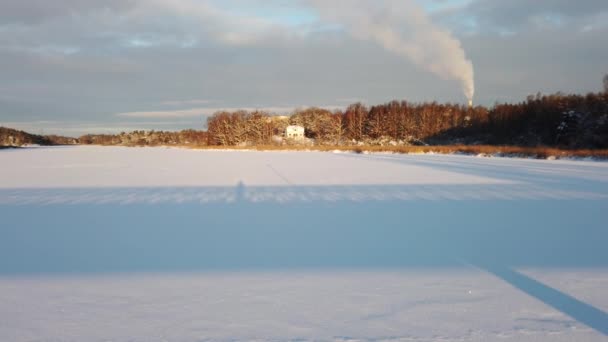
<box><xmin>285</xmin><ymin>125</ymin><xmax>305</xmax><ymax>140</ymax></box>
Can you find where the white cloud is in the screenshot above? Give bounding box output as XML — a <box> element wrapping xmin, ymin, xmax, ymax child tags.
<box><xmin>160</xmin><ymin>99</ymin><xmax>214</xmax><ymax>106</ymax></box>
<box><xmin>116</xmin><ymin>108</ymin><xmax>211</xmax><ymax>119</ymax></box>
<box><xmin>1</xmin><ymin>0</ymin><xmax>607</xmax><ymax>130</ymax></box>
<box><xmin>116</xmin><ymin>105</ymin><xmax>345</xmax><ymax>118</ymax></box>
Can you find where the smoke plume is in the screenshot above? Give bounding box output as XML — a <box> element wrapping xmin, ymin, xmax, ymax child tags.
<box><xmin>308</xmin><ymin>0</ymin><xmax>475</xmax><ymax>102</ymax></box>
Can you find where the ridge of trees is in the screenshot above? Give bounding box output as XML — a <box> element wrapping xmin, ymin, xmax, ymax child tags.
<box><xmin>78</xmin><ymin>129</ymin><xmax>208</xmax><ymax>147</ymax></box>
<box><xmin>0</xmin><ymin>127</ymin><xmax>77</xmax><ymax>147</ymax></box>
<box><xmin>2</xmin><ymin>91</ymin><xmax>607</xmax><ymax>149</ymax></box>
<box><xmin>204</xmin><ymin>91</ymin><xmax>608</xmax><ymax>149</ymax></box>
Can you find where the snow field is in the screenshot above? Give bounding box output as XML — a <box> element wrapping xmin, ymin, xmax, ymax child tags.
<box><xmin>1</xmin><ymin>146</ymin><xmax>607</xmax><ymax>341</ymax></box>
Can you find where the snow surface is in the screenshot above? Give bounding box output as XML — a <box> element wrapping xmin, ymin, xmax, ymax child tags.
<box><xmin>1</xmin><ymin>146</ymin><xmax>607</xmax><ymax>341</ymax></box>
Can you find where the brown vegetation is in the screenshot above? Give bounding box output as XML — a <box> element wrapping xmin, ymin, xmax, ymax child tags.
<box><xmin>188</xmin><ymin>144</ymin><xmax>608</xmax><ymax>160</ymax></box>
<box><xmin>79</xmin><ymin>130</ymin><xmax>208</xmax><ymax>147</ymax></box>
<box><xmin>0</xmin><ymin>127</ymin><xmax>77</xmax><ymax>147</ymax></box>
<box><xmin>3</xmin><ymin>91</ymin><xmax>608</xmax><ymax>160</ymax></box>
<box><xmin>204</xmin><ymin>92</ymin><xmax>608</xmax><ymax>149</ymax></box>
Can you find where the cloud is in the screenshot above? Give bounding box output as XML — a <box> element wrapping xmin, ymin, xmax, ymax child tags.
<box><xmin>160</xmin><ymin>99</ymin><xmax>214</xmax><ymax>106</ymax></box>
<box><xmin>116</xmin><ymin>108</ymin><xmax>212</xmax><ymax>119</ymax></box>
<box><xmin>0</xmin><ymin>0</ymin><xmax>296</xmax><ymax>55</ymax></box>
<box><xmin>116</xmin><ymin>105</ymin><xmax>345</xmax><ymax>119</ymax></box>
<box><xmin>0</xmin><ymin>0</ymin><xmax>606</xmax><ymax>134</ymax></box>
<box><xmin>0</xmin><ymin>0</ymin><xmax>136</xmax><ymax>24</ymax></box>
<box><xmin>455</xmin><ymin>0</ymin><xmax>608</xmax><ymax>32</ymax></box>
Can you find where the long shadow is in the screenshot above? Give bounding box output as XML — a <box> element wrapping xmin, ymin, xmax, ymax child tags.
<box><xmin>476</xmin><ymin>263</ymin><xmax>608</xmax><ymax>335</ymax></box>
<box><xmin>1</xmin><ymin>182</ymin><xmax>607</xmax><ymax>334</ymax></box>
<box><xmin>1</xmin><ymin>183</ymin><xmax>603</xmax><ymax>206</ymax></box>
<box><xmin>1</xmin><ymin>184</ymin><xmax>606</xmax><ymax>274</ymax></box>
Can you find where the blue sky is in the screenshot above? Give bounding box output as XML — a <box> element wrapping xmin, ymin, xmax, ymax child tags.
<box><xmin>0</xmin><ymin>0</ymin><xmax>607</xmax><ymax>136</ymax></box>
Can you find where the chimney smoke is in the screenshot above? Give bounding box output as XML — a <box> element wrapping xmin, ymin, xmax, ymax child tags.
<box><xmin>309</xmin><ymin>0</ymin><xmax>475</xmax><ymax>103</ymax></box>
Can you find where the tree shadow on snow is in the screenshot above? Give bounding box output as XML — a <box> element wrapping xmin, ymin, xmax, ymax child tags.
<box><xmin>0</xmin><ymin>181</ymin><xmax>607</xmax><ymax>334</ymax></box>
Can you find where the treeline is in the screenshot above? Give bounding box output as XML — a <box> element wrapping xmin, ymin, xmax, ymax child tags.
<box><xmin>439</xmin><ymin>92</ymin><xmax>608</xmax><ymax>148</ymax></box>
<box><xmin>0</xmin><ymin>126</ymin><xmax>209</xmax><ymax>148</ymax></box>
<box><xmin>205</xmin><ymin>92</ymin><xmax>608</xmax><ymax>148</ymax></box>
<box><xmin>79</xmin><ymin>129</ymin><xmax>208</xmax><ymax>147</ymax></box>
<box><xmin>0</xmin><ymin>127</ymin><xmax>77</xmax><ymax>147</ymax></box>
<box><xmin>3</xmin><ymin>91</ymin><xmax>607</xmax><ymax>149</ymax></box>
<box><xmin>205</xmin><ymin>104</ymin><xmax>476</xmax><ymax>147</ymax></box>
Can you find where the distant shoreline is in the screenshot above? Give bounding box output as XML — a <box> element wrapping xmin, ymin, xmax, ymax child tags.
<box><xmin>5</xmin><ymin>143</ymin><xmax>608</xmax><ymax>161</ymax></box>
<box><xmin>3</xmin><ymin>91</ymin><xmax>608</xmax><ymax>160</ymax></box>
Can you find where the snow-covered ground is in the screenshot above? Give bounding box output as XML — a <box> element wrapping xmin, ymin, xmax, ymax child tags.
<box><xmin>1</xmin><ymin>146</ymin><xmax>607</xmax><ymax>341</ymax></box>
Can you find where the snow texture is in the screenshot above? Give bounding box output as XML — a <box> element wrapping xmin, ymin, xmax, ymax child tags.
<box><xmin>1</xmin><ymin>146</ymin><xmax>607</xmax><ymax>341</ymax></box>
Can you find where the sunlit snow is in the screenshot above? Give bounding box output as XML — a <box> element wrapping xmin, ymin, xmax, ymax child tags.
<box><xmin>1</xmin><ymin>146</ymin><xmax>607</xmax><ymax>341</ymax></box>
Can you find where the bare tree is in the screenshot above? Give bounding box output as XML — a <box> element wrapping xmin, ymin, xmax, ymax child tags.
<box><xmin>290</xmin><ymin>107</ymin><xmax>334</xmax><ymax>142</ymax></box>
<box><xmin>604</xmin><ymin>74</ymin><xmax>608</xmax><ymax>93</ymax></box>
<box><xmin>344</xmin><ymin>103</ymin><xmax>367</xmax><ymax>142</ymax></box>
<box><xmin>327</xmin><ymin>111</ymin><xmax>345</xmax><ymax>145</ymax></box>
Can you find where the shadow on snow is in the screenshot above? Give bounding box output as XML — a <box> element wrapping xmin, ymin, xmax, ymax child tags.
<box><xmin>1</xmin><ymin>181</ymin><xmax>607</xmax><ymax>334</ymax></box>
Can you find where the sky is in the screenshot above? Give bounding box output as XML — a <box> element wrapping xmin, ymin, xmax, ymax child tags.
<box><xmin>0</xmin><ymin>0</ymin><xmax>607</xmax><ymax>136</ymax></box>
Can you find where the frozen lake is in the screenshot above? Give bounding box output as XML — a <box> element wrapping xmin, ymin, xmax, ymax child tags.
<box><xmin>1</xmin><ymin>146</ymin><xmax>607</xmax><ymax>341</ymax></box>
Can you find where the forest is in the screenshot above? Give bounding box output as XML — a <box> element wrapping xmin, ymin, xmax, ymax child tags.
<box><xmin>199</xmin><ymin>91</ymin><xmax>608</xmax><ymax>149</ymax></box>
<box><xmin>0</xmin><ymin>127</ymin><xmax>77</xmax><ymax>147</ymax></box>
<box><xmin>2</xmin><ymin>91</ymin><xmax>608</xmax><ymax>151</ymax></box>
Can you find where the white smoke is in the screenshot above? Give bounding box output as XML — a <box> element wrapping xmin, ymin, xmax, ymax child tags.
<box><xmin>308</xmin><ymin>0</ymin><xmax>475</xmax><ymax>102</ymax></box>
